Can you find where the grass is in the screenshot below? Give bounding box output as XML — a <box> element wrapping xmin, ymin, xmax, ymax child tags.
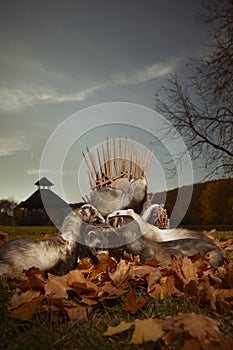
<box><xmin>1</xmin><ymin>284</ymin><xmax>228</xmax><ymax>350</ymax></box>
<box><xmin>0</xmin><ymin>226</ymin><xmax>59</xmax><ymax>239</ymax></box>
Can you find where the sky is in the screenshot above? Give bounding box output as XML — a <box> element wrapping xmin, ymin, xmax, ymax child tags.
<box><xmin>0</xmin><ymin>0</ymin><xmax>212</xmax><ymax>204</ymax></box>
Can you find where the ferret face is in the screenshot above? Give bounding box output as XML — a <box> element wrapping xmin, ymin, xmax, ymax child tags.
<box><xmin>78</xmin><ymin>204</ymin><xmax>106</xmax><ymax>224</ymax></box>
<box><xmin>106</xmin><ymin>209</ymin><xmax>135</xmax><ymax>228</ymax></box>
<box><xmin>83</xmin><ymin>227</ymin><xmax>109</xmax><ymax>255</ymax></box>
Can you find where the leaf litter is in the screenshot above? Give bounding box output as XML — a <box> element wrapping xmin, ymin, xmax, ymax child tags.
<box><xmin>0</xmin><ymin>232</ymin><xmax>233</xmax><ymax>348</ymax></box>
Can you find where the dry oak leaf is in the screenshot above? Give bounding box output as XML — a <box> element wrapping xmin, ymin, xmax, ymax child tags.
<box><xmin>104</xmin><ymin>318</ymin><xmax>164</xmax><ymax>344</ymax></box>
<box><xmin>181</xmin><ymin>337</ymin><xmax>201</xmax><ymax>350</ymax></box>
<box><xmin>123</xmin><ymin>289</ymin><xmax>147</xmax><ymax>314</ymax></box>
<box><xmin>19</xmin><ymin>268</ymin><xmax>46</xmax><ymax>291</ymax></box>
<box><xmin>130</xmin><ymin>318</ymin><xmax>164</xmax><ymax>344</ymax></box>
<box><xmin>148</xmin><ymin>275</ymin><xmax>179</xmax><ymax>299</ymax></box>
<box><xmin>90</xmin><ymin>253</ymin><xmax>116</xmax><ymax>280</ymax></box>
<box><xmin>68</xmin><ymin>273</ymin><xmax>100</xmax><ymax>295</ymax></box>
<box><xmin>78</xmin><ymin>257</ymin><xmax>95</xmax><ymax>270</ymax></box>
<box><xmin>9</xmin><ymin>290</ymin><xmax>42</xmax><ymax>310</ymax></box>
<box><xmin>8</xmin><ymin>290</ymin><xmax>43</xmax><ymax>320</ymax></box>
<box><xmin>108</xmin><ymin>259</ymin><xmax>130</xmax><ymax>286</ymax></box>
<box><xmin>44</xmin><ymin>273</ymin><xmax>69</xmax><ymax>299</ymax></box>
<box><xmin>128</xmin><ymin>265</ymin><xmax>158</xmax><ymax>280</ymax></box>
<box><xmin>147</xmin><ymin>269</ymin><xmax>163</xmax><ymax>293</ymax></box>
<box><xmin>172</xmin><ymin>256</ymin><xmax>198</xmax><ymax>286</ymax></box>
<box><xmin>64</xmin><ymin>305</ymin><xmax>92</xmax><ymax>322</ymax></box>
<box><xmin>67</xmin><ymin>269</ymin><xmax>86</xmax><ymax>285</ymax></box>
<box><xmin>174</xmin><ymin>313</ymin><xmax>220</xmax><ymax>342</ymax></box>
<box><xmin>99</xmin><ymin>281</ymin><xmax>126</xmax><ymax>298</ymax></box>
<box><xmin>104</xmin><ymin>321</ymin><xmax>134</xmax><ymax>336</ymax></box>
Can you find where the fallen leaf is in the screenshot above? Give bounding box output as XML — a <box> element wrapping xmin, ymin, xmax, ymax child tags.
<box><xmin>128</xmin><ymin>265</ymin><xmax>157</xmax><ymax>280</ymax></box>
<box><xmin>90</xmin><ymin>253</ymin><xmax>116</xmax><ymax>280</ymax></box>
<box><xmin>9</xmin><ymin>290</ymin><xmax>42</xmax><ymax>310</ymax></box>
<box><xmin>181</xmin><ymin>337</ymin><xmax>201</xmax><ymax>350</ymax></box>
<box><xmin>130</xmin><ymin>318</ymin><xmax>164</xmax><ymax>344</ymax></box>
<box><xmin>104</xmin><ymin>321</ymin><xmax>134</xmax><ymax>336</ymax></box>
<box><xmin>8</xmin><ymin>290</ymin><xmax>43</xmax><ymax>320</ymax></box>
<box><xmin>104</xmin><ymin>318</ymin><xmax>164</xmax><ymax>344</ymax></box>
<box><xmin>174</xmin><ymin>313</ymin><xmax>220</xmax><ymax>342</ymax></box>
<box><xmin>79</xmin><ymin>296</ymin><xmax>99</xmax><ymax>306</ymax></box>
<box><xmin>108</xmin><ymin>259</ymin><xmax>130</xmax><ymax>286</ymax></box>
<box><xmin>78</xmin><ymin>257</ymin><xmax>94</xmax><ymax>269</ymax></box>
<box><xmin>100</xmin><ymin>281</ymin><xmax>126</xmax><ymax>297</ymax></box>
<box><xmin>67</xmin><ymin>269</ymin><xmax>86</xmax><ymax>285</ymax></box>
<box><xmin>149</xmin><ymin>275</ymin><xmax>178</xmax><ymax>299</ymax></box>
<box><xmin>123</xmin><ymin>289</ymin><xmax>147</xmax><ymax>314</ymax></box>
<box><xmin>172</xmin><ymin>256</ymin><xmax>198</xmax><ymax>286</ymax></box>
<box><xmin>44</xmin><ymin>274</ymin><xmax>69</xmax><ymax>299</ymax></box>
<box><xmin>8</xmin><ymin>296</ymin><xmax>44</xmax><ymax>320</ymax></box>
<box><xmin>147</xmin><ymin>269</ymin><xmax>163</xmax><ymax>293</ymax></box>
<box><xmin>64</xmin><ymin>305</ymin><xmax>92</xmax><ymax>322</ymax></box>
<box><xmin>19</xmin><ymin>268</ymin><xmax>46</xmax><ymax>291</ymax></box>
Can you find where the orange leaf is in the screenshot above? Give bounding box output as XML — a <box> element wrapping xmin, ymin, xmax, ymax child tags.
<box><xmin>108</xmin><ymin>259</ymin><xmax>130</xmax><ymax>286</ymax></box>
<box><xmin>174</xmin><ymin>313</ymin><xmax>220</xmax><ymax>342</ymax></box>
<box><xmin>8</xmin><ymin>296</ymin><xmax>44</xmax><ymax>320</ymax></box>
<box><xmin>90</xmin><ymin>253</ymin><xmax>116</xmax><ymax>280</ymax></box>
<box><xmin>100</xmin><ymin>281</ymin><xmax>126</xmax><ymax>297</ymax></box>
<box><xmin>172</xmin><ymin>256</ymin><xmax>198</xmax><ymax>286</ymax></box>
<box><xmin>147</xmin><ymin>269</ymin><xmax>162</xmax><ymax>293</ymax></box>
<box><xmin>181</xmin><ymin>338</ymin><xmax>201</xmax><ymax>350</ymax></box>
<box><xmin>104</xmin><ymin>321</ymin><xmax>134</xmax><ymax>336</ymax></box>
<box><xmin>44</xmin><ymin>274</ymin><xmax>69</xmax><ymax>299</ymax></box>
<box><xmin>67</xmin><ymin>269</ymin><xmax>86</xmax><ymax>285</ymax></box>
<box><xmin>8</xmin><ymin>291</ymin><xmax>43</xmax><ymax>320</ymax></box>
<box><xmin>130</xmin><ymin>318</ymin><xmax>164</xmax><ymax>344</ymax></box>
<box><xmin>9</xmin><ymin>290</ymin><xmax>42</xmax><ymax>310</ymax></box>
<box><xmin>129</xmin><ymin>265</ymin><xmax>157</xmax><ymax>280</ymax></box>
<box><xmin>123</xmin><ymin>289</ymin><xmax>147</xmax><ymax>314</ymax></box>
<box><xmin>149</xmin><ymin>275</ymin><xmax>178</xmax><ymax>299</ymax></box>
<box><xmin>64</xmin><ymin>306</ymin><xmax>92</xmax><ymax>322</ymax></box>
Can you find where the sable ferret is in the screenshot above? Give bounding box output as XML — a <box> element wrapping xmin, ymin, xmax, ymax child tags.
<box><xmin>0</xmin><ymin>204</ymin><xmax>108</xmax><ymax>276</ymax></box>
<box><xmin>106</xmin><ymin>208</ymin><xmax>224</xmax><ymax>267</ymax></box>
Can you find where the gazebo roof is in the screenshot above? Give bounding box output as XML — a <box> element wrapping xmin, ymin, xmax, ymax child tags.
<box><xmin>34</xmin><ymin>177</ymin><xmax>54</xmax><ymax>187</ymax></box>
<box><xmin>16</xmin><ymin>189</ymin><xmax>69</xmax><ymax>209</ymax></box>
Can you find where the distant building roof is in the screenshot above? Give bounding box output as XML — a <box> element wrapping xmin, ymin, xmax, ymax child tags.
<box><xmin>16</xmin><ymin>178</ymin><xmax>69</xmax><ymax>210</ymax></box>
<box><xmin>35</xmin><ymin>177</ymin><xmax>54</xmax><ymax>187</ymax></box>
<box><xmin>17</xmin><ymin>189</ymin><xmax>69</xmax><ymax>209</ymax></box>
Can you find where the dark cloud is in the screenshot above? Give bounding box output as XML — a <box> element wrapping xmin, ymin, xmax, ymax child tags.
<box><xmin>0</xmin><ymin>0</ymin><xmax>209</xmax><ymax>200</ymax></box>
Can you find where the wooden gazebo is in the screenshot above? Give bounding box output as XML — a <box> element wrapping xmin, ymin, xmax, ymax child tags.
<box><xmin>14</xmin><ymin>177</ymin><xmax>71</xmax><ymax>226</ymax></box>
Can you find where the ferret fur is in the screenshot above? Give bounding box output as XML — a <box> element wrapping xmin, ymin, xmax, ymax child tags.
<box><xmin>106</xmin><ymin>208</ymin><xmax>224</xmax><ymax>267</ymax></box>
<box><xmin>0</xmin><ymin>204</ymin><xmax>107</xmax><ymax>276</ymax></box>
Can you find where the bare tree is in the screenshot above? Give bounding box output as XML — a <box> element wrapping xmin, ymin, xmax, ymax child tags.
<box><xmin>155</xmin><ymin>0</ymin><xmax>233</xmax><ymax>179</ymax></box>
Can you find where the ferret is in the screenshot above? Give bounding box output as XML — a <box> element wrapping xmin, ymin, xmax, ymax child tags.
<box><xmin>108</xmin><ymin>207</ymin><xmax>215</xmax><ymax>242</ymax></box>
<box><xmin>106</xmin><ymin>208</ymin><xmax>224</xmax><ymax>267</ymax></box>
<box><xmin>0</xmin><ymin>204</ymin><xmax>107</xmax><ymax>276</ymax></box>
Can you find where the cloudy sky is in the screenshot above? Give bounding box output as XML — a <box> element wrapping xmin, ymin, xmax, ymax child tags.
<box><xmin>0</xmin><ymin>0</ymin><xmax>211</xmax><ymax>204</ymax></box>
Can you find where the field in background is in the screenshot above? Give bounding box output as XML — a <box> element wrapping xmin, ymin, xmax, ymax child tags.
<box><xmin>0</xmin><ymin>225</ymin><xmax>59</xmax><ymax>239</ymax></box>
<box><xmin>1</xmin><ymin>225</ymin><xmax>232</xmax><ymax>240</ymax></box>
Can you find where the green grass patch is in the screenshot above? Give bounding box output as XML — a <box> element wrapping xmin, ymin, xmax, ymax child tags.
<box><xmin>0</xmin><ymin>226</ymin><xmax>59</xmax><ymax>239</ymax></box>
